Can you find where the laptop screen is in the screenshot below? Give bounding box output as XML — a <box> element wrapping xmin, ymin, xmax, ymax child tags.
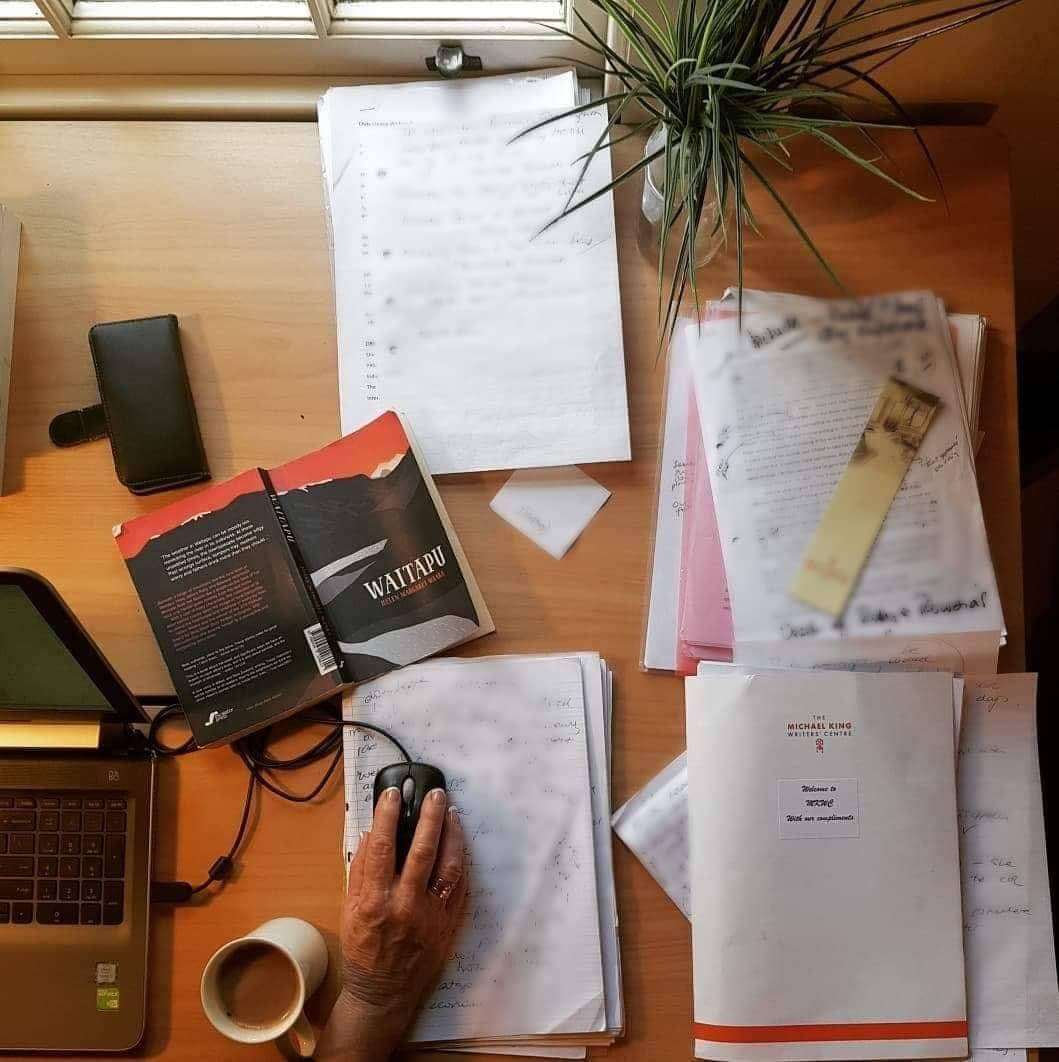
<box><xmin>0</xmin><ymin>584</ymin><xmax>115</xmax><ymax>712</ymax></box>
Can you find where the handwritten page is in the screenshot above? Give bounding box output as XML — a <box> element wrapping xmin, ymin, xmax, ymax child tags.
<box><xmin>688</xmin><ymin>293</ymin><xmax>1004</xmax><ymax>652</ymax></box>
<box><xmin>343</xmin><ymin>655</ymin><xmax>606</xmax><ymax>1044</ymax></box>
<box><xmin>611</xmin><ymin>752</ymin><xmax>690</xmax><ymax>917</ymax></box>
<box><xmin>490</xmin><ymin>467</ymin><xmax>611</xmax><ymax>560</ymax></box>
<box><xmin>960</xmin><ymin>674</ymin><xmax>1059</xmax><ymax>1047</ymax></box>
<box><xmin>320</xmin><ymin>86</ymin><xmax>630</xmax><ymax>474</ymax></box>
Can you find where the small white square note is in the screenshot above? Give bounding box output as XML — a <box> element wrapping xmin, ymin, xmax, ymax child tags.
<box><xmin>490</xmin><ymin>466</ymin><xmax>611</xmax><ymax>560</ymax></box>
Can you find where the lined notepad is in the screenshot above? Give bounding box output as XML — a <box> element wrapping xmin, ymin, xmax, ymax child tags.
<box><xmin>343</xmin><ymin>652</ymin><xmax>621</xmax><ymax>1052</ymax></box>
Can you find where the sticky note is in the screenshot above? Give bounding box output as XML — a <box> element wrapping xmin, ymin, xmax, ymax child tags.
<box><xmin>490</xmin><ymin>466</ymin><xmax>611</xmax><ymax>560</ymax></box>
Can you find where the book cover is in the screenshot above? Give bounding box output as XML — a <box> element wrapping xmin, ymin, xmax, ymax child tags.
<box><xmin>270</xmin><ymin>411</ymin><xmax>493</xmax><ymax>682</ymax></box>
<box><xmin>115</xmin><ymin>411</ymin><xmax>493</xmax><ymax>745</ymax></box>
<box><xmin>115</xmin><ymin>469</ymin><xmax>344</xmax><ymax>746</ymax></box>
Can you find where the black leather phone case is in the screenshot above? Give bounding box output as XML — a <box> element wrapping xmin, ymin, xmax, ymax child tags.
<box><xmin>58</xmin><ymin>315</ymin><xmax>210</xmax><ymax>495</ymax></box>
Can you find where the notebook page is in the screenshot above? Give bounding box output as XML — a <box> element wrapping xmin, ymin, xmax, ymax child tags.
<box><xmin>689</xmin><ymin>294</ymin><xmax>1004</xmax><ymax>647</ymax></box>
<box><xmin>342</xmin><ymin>656</ymin><xmax>606</xmax><ymax>1042</ymax></box>
<box><xmin>323</xmin><ymin>103</ymin><xmax>629</xmax><ymax>474</ymax></box>
<box><xmin>959</xmin><ymin>674</ymin><xmax>1059</xmax><ymax>1047</ymax></box>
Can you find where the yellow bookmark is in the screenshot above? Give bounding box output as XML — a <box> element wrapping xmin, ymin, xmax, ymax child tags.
<box><xmin>790</xmin><ymin>377</ymin><xmax>940</xmax><ymax>619</ymax></box>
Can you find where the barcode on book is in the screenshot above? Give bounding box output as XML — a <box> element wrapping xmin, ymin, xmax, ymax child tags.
<box><xmin>304</xmin><ymin>623</ymin><xmax>339</xmax><ymax>676</ymax></box>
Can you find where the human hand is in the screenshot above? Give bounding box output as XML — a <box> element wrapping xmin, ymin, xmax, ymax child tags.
<box><xmin>316</xmin><ymin>786</ymin><xmax>469</xmax><ymax>1062</ymax></box>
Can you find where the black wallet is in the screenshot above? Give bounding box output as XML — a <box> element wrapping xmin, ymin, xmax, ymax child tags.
<box><xmin>49</xmin><ymin>315</ymin><xmax>210</xmax><ymax>495</ymax></box>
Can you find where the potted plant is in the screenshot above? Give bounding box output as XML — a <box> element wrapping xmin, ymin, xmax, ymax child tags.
<box><xmin>526</xmin><ymin>0</ymin><xmax>1023</xmax><ymax>337</ymax></box>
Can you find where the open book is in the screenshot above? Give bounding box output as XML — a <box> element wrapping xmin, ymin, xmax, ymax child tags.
<box><xmin>116</xmin><ymin>411</ymin><xmax>492</xmax><ymax>745</ymax></box>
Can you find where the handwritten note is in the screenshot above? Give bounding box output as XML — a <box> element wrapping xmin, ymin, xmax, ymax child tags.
<box><xmin>959</xmin><ymin>674</ymin><xmax>1059</xmax><ymax>1047</ymax></box>
<box><xmin>490</xmin><ymin>466</ymin><xmax>611</xmax><ymax>559</ymax></box>
<box><xmin>320</xmin><ymin>86</ymin><xmax>630</xmax><ymax>474</ymax></box>
<box><xmin>342</xmin><ymin>655</ymin><xmax>607</xmax><ymax>1043</ymax></box>
<box><xmin>688</xmin><ymin>293</ymin><xmax>1004</xmax><ymax>650</ymax></box>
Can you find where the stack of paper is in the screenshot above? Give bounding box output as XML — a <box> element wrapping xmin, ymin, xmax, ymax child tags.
<box><xmin>318</xmin><ymin>72</ymin><xmax>630</xmax><ymax>475</ymax></box>
<box><xmin>342</xmin><ymin>652</ymin><xmax>621</xmax><ymax>1058</ymax></box>
<box><xmin>643</xmin><ymin>290</ymin><xmax>998</xmax><ymax>675</ymax></box>
<box><xmin>613</xmin><ymin>669</ymin><xmax>1059</xmax><ymax>1055</ymax></box>
<box><xmin>0</xmin><ymin>204</ymin><xmax>20</xmax><ymax>496</ymax></box>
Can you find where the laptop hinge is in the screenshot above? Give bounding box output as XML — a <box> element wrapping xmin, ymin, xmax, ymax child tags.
<box><xmin>0</xmin><ymin>712</ymin><xmax>103</xmax><ymax>750</ymax></box>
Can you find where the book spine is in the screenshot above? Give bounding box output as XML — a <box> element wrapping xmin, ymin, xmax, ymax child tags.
<box><xmin>259</xmin><ymin>468</ymin><xmax>351</xmax><ymax>684</ymax></box>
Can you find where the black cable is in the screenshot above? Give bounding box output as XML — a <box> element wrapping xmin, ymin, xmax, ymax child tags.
<box><xmin>145</xmin><ymin>698</ymin><xmax>411</xmax><ymax>903</ymax></box>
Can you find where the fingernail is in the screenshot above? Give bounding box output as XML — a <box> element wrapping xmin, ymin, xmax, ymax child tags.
<box><xmin>384</xmin><ymin>786</ymin><xmax>400</xmax><ymax>805</ymax></box>
<box><xmin>447</xmin><ymin>807</ymin><xmax>460</xmax><ymax>823</ymax></box>
<box><xmin>430</xmin><ymin>788</ymin><xmax>447</xmax><ymax>805</ymax></box>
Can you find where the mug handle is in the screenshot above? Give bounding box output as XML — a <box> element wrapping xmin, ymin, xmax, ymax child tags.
<box><xmin>287</xmin><ymin>1010</ymin><xmax>317</xmax><ymax>1058</ymax></box>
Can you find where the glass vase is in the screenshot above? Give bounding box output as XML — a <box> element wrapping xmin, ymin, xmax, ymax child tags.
<box><xmin>637</xmin><ymin>122</ymin><xmax>726</xmax><ymax>273</ymax></box>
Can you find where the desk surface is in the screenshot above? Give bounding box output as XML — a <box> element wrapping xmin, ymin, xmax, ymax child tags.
<box><xmin>0</xmin><ymin>121</ymin><xmax>1023</xmax><ymax>1060</ymax></box>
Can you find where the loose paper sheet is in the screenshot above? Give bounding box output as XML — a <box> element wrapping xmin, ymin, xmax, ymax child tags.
<box><xmin>321</xmin><ymin>83</ymin><xmax>630</xmax><ymax>474</ymax></box>
<box><xmin>960</xmin><ymin>674</ymin><xmax>1059</xmax><ymax>1047</ymax></box>
<box><xmin>342</xmin><ymin>655</ymin><xmax>607</xmax><ymax>1043</ymax></box>
<box><xmin>490</xmin><ymin>467</ymin><xmax>611</xmax><ymax>560</ymax></box>
<box><xmin>688</xmin><ymin>293</ymin><xmax>1004</xmax><ymax>649</ymax></box>
<box><xmin>611</xmin><ymin>751</ymin><xmax>691</xmax><ymax>917</ymax></box>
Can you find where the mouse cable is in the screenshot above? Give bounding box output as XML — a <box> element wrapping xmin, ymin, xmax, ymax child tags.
<box><xmin>142</xmin><ymin>697</ymin><xmax>411</xmax><ymax>904</ymax></box>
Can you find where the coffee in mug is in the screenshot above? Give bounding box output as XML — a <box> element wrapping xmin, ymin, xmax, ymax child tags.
<box><xmin>201</xmin><ymin>918</ymin><xmax>328</xmax><ymax>1056</ymax></box>
<box><xmin>216</xmin><ymin>941</ymin><xmax>302</xmax><ymax>1030</ymax></box>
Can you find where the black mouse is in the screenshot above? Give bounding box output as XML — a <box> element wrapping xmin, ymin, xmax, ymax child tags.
<box><xmin>373</xmin><ymin>762</ymin><xmax>447</xmax><ymax>871</ymax></box>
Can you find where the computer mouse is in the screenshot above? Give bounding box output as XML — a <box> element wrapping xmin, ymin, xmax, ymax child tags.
<box><xmin>373</xmin><ymin>762</ymin><xmax>447</xmax><ymax>871</ymax></box>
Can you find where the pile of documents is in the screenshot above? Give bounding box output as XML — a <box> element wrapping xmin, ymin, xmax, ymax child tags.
<box><xmin>644</xmin><ymin>289</ymin><xmax>999</xmax><ymax>675</ymax></box>
<box><xmin>613</xmin><ymin>667</ymin><xmax>1059</xmax><ymax>1059</ymax></box>
<box><xmin>343</xmin><ymin>652</ymin><xmax>621</xmax><ymax>1058</ymax></box>
<box><xmin>318</xmin><ymin>71</ymin><xmax>630</xmax><ymax>476</ymax></box>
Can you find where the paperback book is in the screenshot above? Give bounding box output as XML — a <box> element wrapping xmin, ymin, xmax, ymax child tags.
<box><xmin>115</xmin><ymin>411</ymin><xmax>493</xmax><ymax>745</ymax></box>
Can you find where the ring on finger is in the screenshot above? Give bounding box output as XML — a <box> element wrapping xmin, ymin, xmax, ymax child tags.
<box><xmin>428</xmin><ymin>876</ymin><xmax>460</xmax><ymax>902</ymax></box>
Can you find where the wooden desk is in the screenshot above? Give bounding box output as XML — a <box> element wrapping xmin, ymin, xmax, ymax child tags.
<box><xmin>0</xmin><ymin>121</ymin><xmax>1023</xmax><ymax>1060</ymax></box>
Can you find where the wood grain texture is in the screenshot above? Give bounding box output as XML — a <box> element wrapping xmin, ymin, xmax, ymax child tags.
<box><xmin>0</xmin><ymin>121</ymin><xmax>1022</xmax><ymax>1060</ymax></box>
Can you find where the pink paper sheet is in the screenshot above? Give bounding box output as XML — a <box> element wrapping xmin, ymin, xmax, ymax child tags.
<box><xmin>676</xmin><ymin>391</ymin><xmax>733</xmax><ymax>674</ymax></box>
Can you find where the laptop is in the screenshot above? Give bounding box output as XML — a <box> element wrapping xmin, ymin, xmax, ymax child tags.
<box><xmin>0</xmin><ymin>568</ymin><xmax>154</xmax><ymax>1052</ymax></box>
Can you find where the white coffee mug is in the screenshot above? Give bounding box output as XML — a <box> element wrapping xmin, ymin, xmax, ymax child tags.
<box><xmin>200</xmin><ymin>917</ymin><xmax>328</xmax><ymax>1057</ymax></box>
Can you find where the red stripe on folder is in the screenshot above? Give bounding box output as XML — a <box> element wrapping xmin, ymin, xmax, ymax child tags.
<box><xmin>693</xmin><ymin>1020</ymin><xmax>967</xmax><ymax>1044</ymax></box>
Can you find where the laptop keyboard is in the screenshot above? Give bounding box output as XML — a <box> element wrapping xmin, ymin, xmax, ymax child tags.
<box><xmin>0</xmin><ymin>792</ymin><xmax>127</xmax><ymax>927</ymax></box>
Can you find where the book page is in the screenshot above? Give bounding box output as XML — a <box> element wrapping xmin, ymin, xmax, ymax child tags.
<box><xmin>688</xmin><ymin>293</ymin><xmax>1003</xmax><ymax>649</ymax></box>
<box><xmin>321</xmin><ymin>101</ymin><xmax>629</xmax><ymax>474</ymax></box>
<box><xmin>960</xmin><ymin>674</ymin><xmax>1059</xmax><ymax>1047</ymax></box>
<box><xmin>342</xmin><ymin>655</ymin><xmax>606</xmax><ymax>1043</ymax></box>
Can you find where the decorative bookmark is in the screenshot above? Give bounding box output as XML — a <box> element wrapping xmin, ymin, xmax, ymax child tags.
<box><xmin>790</xmin><ymin>376</ymin><xmax>940</xmax><ymax>618</ymax></box>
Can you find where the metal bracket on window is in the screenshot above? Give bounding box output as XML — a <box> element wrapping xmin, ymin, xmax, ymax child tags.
<box><xmin>427</xmin><ymin>43</ymin><xmax>483</xmax><ymax>78</ymax></box>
